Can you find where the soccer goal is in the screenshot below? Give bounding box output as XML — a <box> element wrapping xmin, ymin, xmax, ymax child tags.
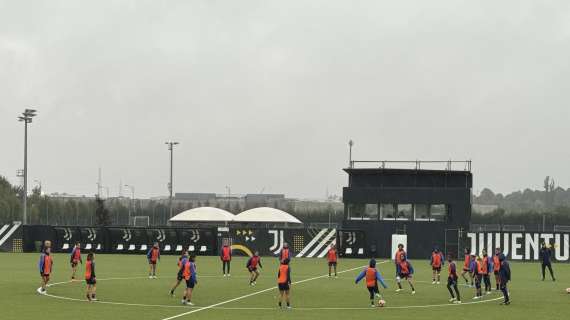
<box><xmin>133</xmin><ymin>216</ymin><xmax>150</xmax><ymax>227</ymax></box>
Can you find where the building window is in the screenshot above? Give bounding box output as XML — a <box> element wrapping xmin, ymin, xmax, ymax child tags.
<box><xmin>396</xmin><ymin>204</ymin><xmax>412</xmax><ymax>221</ymax></box>
<box><xmin>363</xmin><ymin>204</ymin><xmax>378</xmax><ymax>220</ymax></box>
<box><xmin>430</xmin><ymin>204</ymin><xmax>446</xmax><ymax>221</ymax></box>
<box><xmin>348</xmin><ymin>204</ymin><xmax>378</xmax><ymax>220</ymax></box>
<box><xmin>414</xmin><ymin>204</ymin><xmax>429</xmax><ymax>221</ymax></box>
<box><xmin>380</xmin><ymin>204</ymin><xmax>396</xmax><ymax>220</ymax></box>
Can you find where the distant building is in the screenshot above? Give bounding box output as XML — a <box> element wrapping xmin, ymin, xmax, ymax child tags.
<box><xmin>244</xmin><ymin>194</ymin><xmax>285</xmax><ymax>208</ymax></box>
<box><xmin>175</xmin><ymin>193</ymin><xmax>217</xmax><ymax>201</ymax></box>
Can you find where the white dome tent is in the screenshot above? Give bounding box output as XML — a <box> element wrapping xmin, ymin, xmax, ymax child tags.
<box><xmin>234</xmin><ymin>207</ymin><xmax>302</xmax><ymax>224</ymax></box>
<box><xmin>169</xmin><ymin>207</ymin><xmax>234</xmax><ymax>224</ymax></box>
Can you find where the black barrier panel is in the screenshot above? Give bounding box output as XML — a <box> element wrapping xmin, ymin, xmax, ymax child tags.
<box><xmin>227</xmin><ymin>227</ymin><xmax>340</xmax><ymax>258</ymax></box>
<box><xmin>467</xmin><ymin>232</ymin><xmax>570</xmax><ymax>262</ymax></box>
<box><xmin>22</xmin><ymin>225</ymin><xmax>54</xmax><ymax>252</ymax></box>
<box><xmin>337</xmin><ymin>230</ymin><xmax>367</xmax><ymax>258</ymax></box>
<box><xmin>53</xmin><ymin>227</ymin><xmax>82</xmax><ymax>252</ymax></box>
<box><xmin>107</xmin><ymin>227</ymin><xmax>150</xmax><ymax>253</ymax></box>
<box><xmin>78</xmin><ymin>227</ymin><xmax>105</xmax><ymax>252</ymax></box>
<box><xmin>145</xmin><ymin>228</ymin><xmax>179</xmax><ymax>254</ymax></box>
<box><xmin>341</xmin><ymin>220</ymin><xmax>450</xmax><ymax>259</ymax></box>
<box><xmin>177</xmin><ymin>229</ymin><xmax>216</xmax><ymax>255</ymax></box>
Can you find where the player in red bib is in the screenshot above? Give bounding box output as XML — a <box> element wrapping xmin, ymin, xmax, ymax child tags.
<box><xmin>394</xmin><ymin>243</ymin><xmax>406</xmax><ymax>292</ymax></box>
<box><xmin>70</xmin><ymin>242</ymin><xmax>82</xmax><ymax>280</ymax></box>
<box><xmin>147</xmin><ymin>242</ymin><xmax>160</xmax><ymax>279</ymax></box>
<box><xmin>355</xmin><ymin>259</ymin><xmax>388</xmax><ymax>307</ymax></box>
<box><xmin>327</xmin><ymin>244</ymin><xmax>338</xmax><ymax>278</ymax></box>
<box><xmin>220</xmin><ymin>242</ymin><xmax>232</xmax><ymax>277</ymax></box>
<box><xmin>493</xmin><ymin>247</ymin><xmax>502</xmax><ymax>290</ymax></box>
<box><xmin>482</xmin><ymin>249</ymin><xmax>493</xmax><ymax>295</ymax></box>
<box><xmin>430</xmin><ymin>248</ymin><xmax>445</xmax><ymax>284</ymax></box>
<box><xmin>446</xmin><ymin>255</ymin><xmax>461</xmax><ymax>304</ymax></box>
<box><xmin>37</xmin><ymin>245</ymin><xmax>53</xmax><ymax>295</ymax></box>
<box><xmin>246</xmin><ymin>251</ymin><xmax>263</xmax><ymax>286</ymax></box>
<box><xmin>85</xmin><ymin>252</ymin><xmax>97</xmax><ymax>301</ymax></box>
<box><xmin>181</xmin><ymin>255</ymin><xmax>198</xmax><ymax>306</ymax></box>
<box><xmin>397</xmin><ymin>253</ymin><xmax>416</xmax><ymax>294</ymax></box>
<box><xmin>170</xmin><ymin>250</ymin><xmax>189</xmax><ymax>296</ymax></box>
<box><xmin>460</xmin><ymin>247</ymin><xmax>474</xmax><ymax>287</ymax></box>
<box><xmin>279</xmin><ymin>243</ymin><xmax>291</xmax><ymax>263</ymax></box>
<box><xmin>277</xmin><ymin>258</ymin><xmax>292</xmax><ymax>309</ymax></box>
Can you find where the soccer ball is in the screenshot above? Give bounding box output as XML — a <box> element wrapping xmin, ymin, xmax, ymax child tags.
<box><xmin>565</xmin><ymin>288</ymin><xmax>570</xmax><ymax>294</ymax></box>
<box><xmin>377</xmin><ymin>299</ymin><xmax>386</xmax><ymax>307</ymax></box>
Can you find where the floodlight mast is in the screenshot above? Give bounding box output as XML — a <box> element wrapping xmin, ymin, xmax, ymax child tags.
<box><xmin>18</xmin><ymin>108</ymin><xmax>37</xmax><ymax>225</ymax></box>
<box><xmin>165</xmin><ymin>141</ymin><xmax>179</xmax><ymax>221</ymax></box>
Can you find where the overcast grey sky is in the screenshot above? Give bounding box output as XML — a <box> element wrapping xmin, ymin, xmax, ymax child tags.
<box><xmin>1</xmin><ymin>0</ymin><xmax>569</xmax><ymax>199</ymax></box>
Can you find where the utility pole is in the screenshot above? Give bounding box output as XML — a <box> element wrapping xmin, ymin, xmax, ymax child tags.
<box><xmin>165</xmin><ymin>141</ymin><xmax>179</xmax><ymax>220</ymax></box>
<box><xmin>124</xmin><ymin>184</ymin><xmax>135</xmax><ymax>225</ymax></box>
<box><xmin>97</xmin><ymin>167</ymin><xmax>102</xmax><ymax>198</ymax></box>
<box><xmin>18</xmin><ymin>108</ymin><xmax>37</xmax><ymax>225</ymax></box>
<box><xmin>348</xmin><ymin>139</ymin><xmax>354</xmax><ymax>168</ymax></box>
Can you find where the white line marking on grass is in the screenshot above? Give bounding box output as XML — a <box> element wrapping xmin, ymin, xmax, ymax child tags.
<box><xmin>159</xmin><ymin>263</ymin><xmax>380</xmax><ymax>320</ymax></box>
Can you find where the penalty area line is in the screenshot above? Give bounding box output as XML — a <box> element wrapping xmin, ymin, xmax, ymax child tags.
<box><xmin>159</xmin><ymin>262</ymin><xmax>385</xmax><ymax>320</ymax></box>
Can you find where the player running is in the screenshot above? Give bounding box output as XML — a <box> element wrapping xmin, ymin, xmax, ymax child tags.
<box><xmin>482</xmin><ymin>249</ymin><xmax>493</xmax><ymax>295</ymax></box>
<box><xmin>396</xmin><ymin>253</ymin><xmax>416</xmax><ymax>294</ymax></box>
<box><xmin>355</xmin><ymin>258</ymin><xmax>388</xmax><ymax>307</ymax></box>
<box><xmin>539</xmin><ymin>242</ymin><xmax>556</xmax><ymax>281</ymax></box>
<box><xmin>220</xmin><ymin>242</ymin><xmax>232</xmax><ymax>277</ymax></box>
<box><xmin>246</xmin><ymin>251</ymin><xmax>263</xmax><ymax>286</ymax></box>
<box><xmin>277</xmin><ymin>258</ymin><xmax>292</xmax><ymax>309</ymax></box>
<box><xmin>498</xmin><ymin>253</ymin><xmax>511</xmax><ymax>305</ymax></box>
<box><xmin>37</xmin><ymin>245</ymin><xmax>53</xmax><ymax>295</ymax></box>
<box><xmin>85</xmin><ymin>252</ymin><xmax>97</xmax><ymax>301</ymax></box>
<box><xmin>446</xmin><ymin>255</ymin><xmax>461</xmax><ymax>304</ymax></box>
<box><xmin>460</xmin><ymin>248</ymin><xmax>474</xmax><ymax>287</ymax></box>
<box><xmin>70</xmin><ymin>242</ymin><xmax>82</xmax><ymax>280</ymax></box>
<box><xmin>169</xmin><ymin>250</ymin><xmax>189</xmax><ymax>296</ymax></box>
<box><xmin>181</xmin><ymin>255</ymin><xmax>198</xmax><ymax>306</ymax></box>
<box><xmin>430</xmin><ymin>248</ymin><xmax>444</xmax><ymax>284</ymax></box>
<box><xmin>493</xmin><ymin>247</ymin><xmax>501</xmax><ymax>290</ymax></box>
<box><xmin>394</xmin><ymin>243</ymin><xmax>406</xmax><ymax>291</ymax></box>
<box><xmin>327</xmin><ymin>244</ymin><xmax>338</xmax><ymax>278</ymax></box>
<box><xmin>147</xmin><ymin>242</ymin><xmax>160</xmax><ymax>279</ymax></box>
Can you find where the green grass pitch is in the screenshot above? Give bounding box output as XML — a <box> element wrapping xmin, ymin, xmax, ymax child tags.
<box><xmin>1</xmin><ymin>253</ymin><xmax>568</xmax><ymax>320</ymax></box>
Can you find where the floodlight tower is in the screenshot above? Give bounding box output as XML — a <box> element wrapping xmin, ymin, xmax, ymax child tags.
<box><xmin>165</xmin><ymin>141</ymin><xmax>179</xmax><ymax>220</ymax></box>
<box><xmin>18</xmin><ymin>108</ymin><xmax>37</xmax><ymax>225</ymax></box>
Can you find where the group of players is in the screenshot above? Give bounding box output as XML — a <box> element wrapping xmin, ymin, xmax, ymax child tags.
<box><xmin>37</xmin><ymin>240</ymin><xmax>522</xmax><ymax>308</ymax></box>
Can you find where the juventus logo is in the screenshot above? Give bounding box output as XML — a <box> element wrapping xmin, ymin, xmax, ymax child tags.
<box><xmin>86</xmin><ymin>228</ymin><xmax>97</xmax><ymax>241</ymax></box>
<box><xmin>269</xmin><ymin>230</ymin><xmax>284</xmax><ymax>254</ymax></box>
<box><xmin>122</xmin><ymin>229</ymin><xmax>132</xmax><ymax>241</ymax></box>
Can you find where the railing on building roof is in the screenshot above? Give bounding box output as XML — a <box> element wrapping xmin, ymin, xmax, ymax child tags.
<box><xmin>349</xmin><ymin>160</ymin><xmax>472</xmax><ymax>172</ymax></box>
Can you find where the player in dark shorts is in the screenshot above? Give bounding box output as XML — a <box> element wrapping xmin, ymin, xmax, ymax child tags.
<box><xmin>327</xmin><ymin>245</ymin><xmax>338</xmax><ymax>278</ymax></box>
<box><xmin>430</xmin><ymin>248</ymin><xmax>444</xmax><ymax>284</ymax></box>
<box><xmin>170</xmin><ymin>250</ymin><xmax>188</xmax><ymax>296</ymax></box>
<box><xmin>37</xmin><ymin>245</ymin><xmax>53</xmax><ymax>295</ymax></box>
<box><xmin>355</xmin><ymin>259</ymin><xmax>388</xmax><ymax>307</ymax></box>
<box><xmin>70</xmin><ymin>242</ymin><xmax>82</xmax><ymax>280</ymax></box>
<box><xmin>181</xmin><ymin>255</ymin><xmax>197</xmax><ymax>306</ymax></box>
<box><xmin>398</xmin><ymin>254</ymin><xmax>416</xmax><ymax>294</ymax></box>
<box><xmin>246</xmin><ymin>251</ymin><xmax>263</xmax><ymax>286</ymax></box>
<box><xmin>539</xmin><ymin>242</ymin><xmax>556</xmax><ymax>281</ymax></box>
<box><xmin>85</xmin><ymin>252</ymin><xmax>97</xmax><ymax>301</ymax></box>
<box><xmin>277</xmin><ymin>258</ymin><xmax>292</xmax><ymax>309</ymax></box>
<box><xmin>446</xmin><ymin>255</ymin><xmax>461</xmax><ymax>304</ymax></box>
<box><xmin>493</xmin><ymin>247</ymin><xmax>501</xmax><ymax>290</ymax></box>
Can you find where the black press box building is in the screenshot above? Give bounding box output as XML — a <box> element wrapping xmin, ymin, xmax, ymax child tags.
<box><xmin>341</xmin><ymin>160</ymin><xmax>472</xmax><ymax>259</ymax></box>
